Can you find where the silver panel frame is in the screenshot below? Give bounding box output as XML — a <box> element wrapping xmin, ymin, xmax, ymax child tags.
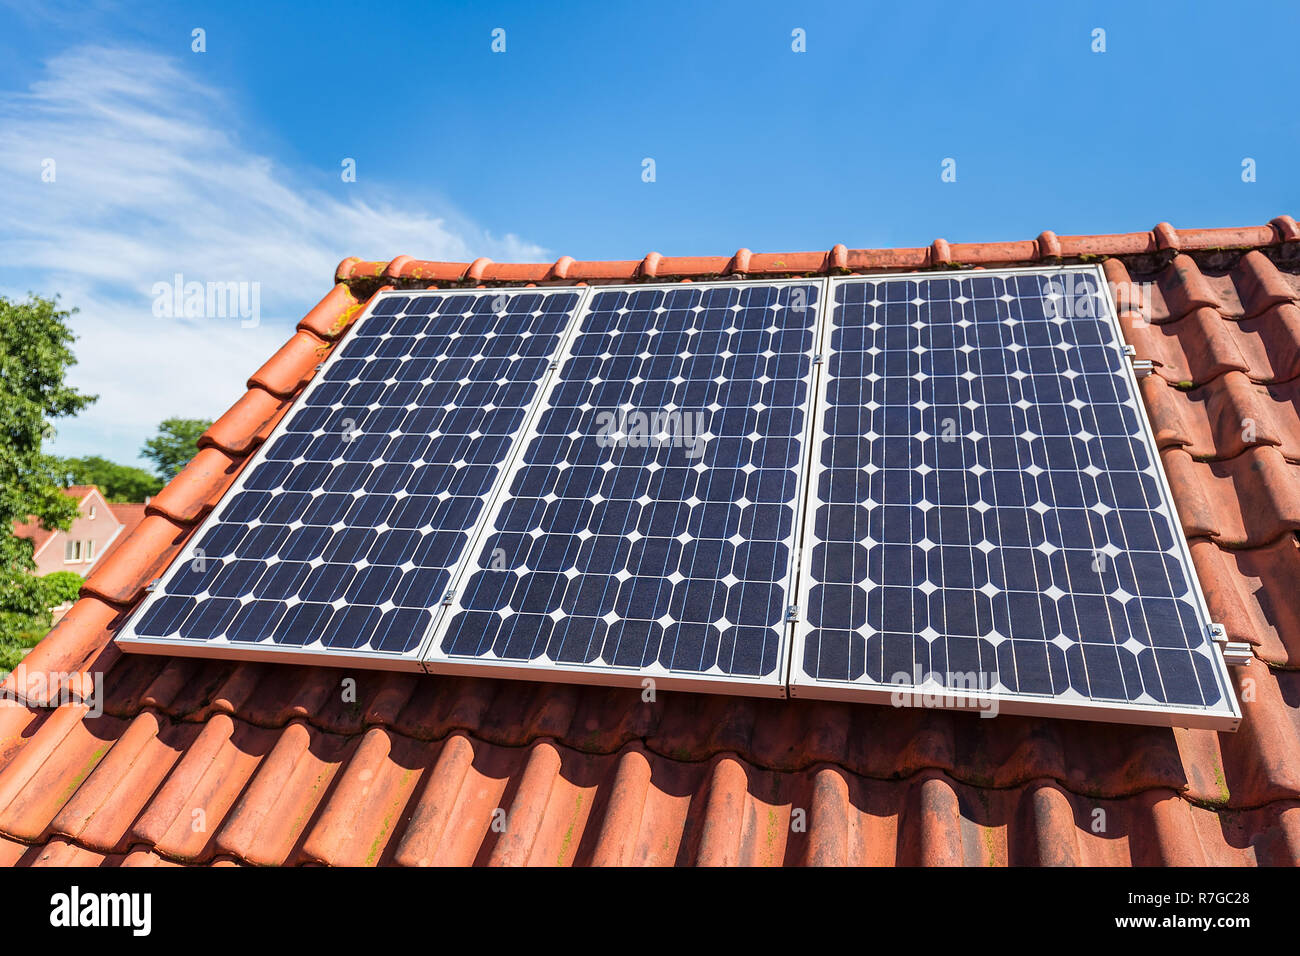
<box><xmin>115</xmin><ymin>285</ymin><xmax>597</xmax><ymax>670</ymax></box>
<box><xmin>419</xmin><ymin>277</ymin><xmax>833</xmax><ymax>697</ymax></box>
<box><xmin>786</xmin><ymin>265</ymin><xmax>1241</xmax><ymax>731</ymax></box>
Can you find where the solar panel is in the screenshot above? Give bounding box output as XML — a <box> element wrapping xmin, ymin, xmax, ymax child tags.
<box><xmin>116</xmin><ymin>288</ymin><xmax>589</xmax><ymax>668</ymax></box>
<box><xmin>788</xmin><ymin>268</ymin><xmax>1240</xmax><ymax>729</ymax></box>
<box><xmin>112</xmin><ymin>267</ymin><xmax>1242</xmax><ymax>728</ymax></box>
<box><xmin>426</xmin><ymin>281</ymin><xmax>824</xmax><ymax>694</ymax></box>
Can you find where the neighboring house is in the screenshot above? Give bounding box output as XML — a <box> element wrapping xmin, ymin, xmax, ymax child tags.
<box><xmin>11</xmin><ymin>486</ymin><xmax>147</xmax><ymax>578</ymax></box>
<box><xmin>1</xmin><ymin>216</ymin><xmax>1299</xmax><ymax>867</ymax></box>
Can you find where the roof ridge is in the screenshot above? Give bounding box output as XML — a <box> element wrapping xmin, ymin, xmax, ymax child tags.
<box><xmin>334</xmin><ymin>217</ymin><xmax>1299</xmax><ymax>289</ymax></box>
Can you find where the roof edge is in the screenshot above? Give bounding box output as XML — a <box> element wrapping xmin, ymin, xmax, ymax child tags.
<box><xmin>334</xmin><ymin>217</ymin><xmax>1300</xmax><ymax>294</ymax></box>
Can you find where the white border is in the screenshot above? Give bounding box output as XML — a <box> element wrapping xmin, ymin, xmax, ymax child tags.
<box><xmin>115</xmin><ymin>286</ymin><xmax>597</xmax><ymax>667</ymax></box>
<box><xmin>786</xmin><ymin>266</ymin><xmax>1241</xmax><ymax>731</ymax></box>
<box><xmin>420</xmin><ymin>277</ymin><xmax>831</xmax><ymax>696</ymax></box>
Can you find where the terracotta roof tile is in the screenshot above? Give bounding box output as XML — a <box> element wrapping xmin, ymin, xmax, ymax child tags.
<box><xmin>200</xmin><ymin>388</ymin><xmax>295</xmax><ymax>457</ymax></box>
<box><xmin>247</xmin><ymin>330</ymin><xmax>329</xmax><ymax>399</ymax></box>
<box><xmin>3</xmin><ymin>218</ymin><xmax>1299</xmax><ymax>866</ymax></box>
<box><xmin>1141</xmin><ymin>372</ymin><xmax>1300</xmax><ymax>461</ymax></box>
<box><xmin>1161</xmin><ymin>446</ymin><xmax>1300</xmax><ymax>547</ymax></box>
<box><xmin>80</xmin><ymin>514</ymin><xmax>192</xmax><ymax>606</ymax></box>
<box><xmin>1123</xmin><ymin>303</ymin><xmax>1300</xmax><ymax>386</ymax></box>
<box><xmin>22</xmin><ymin>837</ymin><xmax>113</xmax><ymax>866</ymax></box>
<box><xmin>145</xmin><ymin>447</ymin><xmax>243</xmax><ymax>526</ymax></box>
<box><xmin>296</xmin><ymin>283</ymin><xmax>365</xmax><ymax>341</ymax></box>
<box><xmin>1190</xmin><ymin>537</ymin><xmax>1300</xmax><ymax>665</ymax></box>
<box><xmin>104</xmin><ymin>502</ymin><xmax>147</xmax><ymax>543</ymax></box>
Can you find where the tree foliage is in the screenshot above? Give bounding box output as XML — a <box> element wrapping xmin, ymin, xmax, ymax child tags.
<box><xmin>0</xmin><ymin>295</ymin><xmax>96</xmax><ymax>625</ymax></box>
<box><xmin>58</xmin><ymin>454</ymin><xmax>162</xmax><ymax>502</ymax></box>
<box><xmin>141</xmin><ymin>417</ymin><xmax>211</xmax><ymax>481</ymax></box>
<box><xmin>38</xmin><ymin>570</ymin><xmax>83</xmax><ymax>607</ymax></box>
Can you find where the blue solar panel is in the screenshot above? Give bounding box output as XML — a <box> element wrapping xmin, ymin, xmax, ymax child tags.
<box><xmin>117</xmin><ymin>288</ymin><xmax>586</xmax><ymax>666</ymax></box>
<box><xmin>789</xmin><ymin>268</ymin><xmax>1239</xmax><ymax>728</ymax></box>
<box><xmin>427</xmin><ymin>281</ymin><xmax>823</xmax><ymax>693</ymax></box>
<box><xmin>113</xmin><ymin>267</ymin><xmax>1240</xmax><ymax>727</ymax></box>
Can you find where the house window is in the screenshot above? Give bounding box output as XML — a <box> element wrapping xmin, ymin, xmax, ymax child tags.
<box><xmin>85</xmin><ymin>540</ymin><xmax>95</xmax><ymax>562</ymax></box>
<box><xmin>64</xmin><ymin>540</ymin><xmax>82</xmax><ymax>562</ymax></box>
<box><xmin>89</xmin><ymin>506</ymin><xmax>97</xmax><ymax>519</ymax></box>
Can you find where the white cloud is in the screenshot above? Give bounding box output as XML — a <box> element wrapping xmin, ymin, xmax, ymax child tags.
<box><xmin>0</xmin><ymin>45</ymin><xmax>548</xmax><ymax>466</ymax></box>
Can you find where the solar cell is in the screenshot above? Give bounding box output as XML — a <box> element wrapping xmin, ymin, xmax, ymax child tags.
<box><xmin>427</xmin><ymin>280</ymin><xmax>825</xmax><ymax>694</ymax></box>
<box><xmin>117</xmin><ymin>288</ymin><xmax>589</xmax><ymax>668</ymax></box>
<box><xmin>788</xmin><ymin>268</ymin><xmax>1240</xmax><ymax>729</ymax></box>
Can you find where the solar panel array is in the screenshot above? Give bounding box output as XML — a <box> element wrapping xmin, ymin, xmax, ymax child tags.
<box><xmin>788</xmin><ymin>271</ymin><xmax>1237</xmax><ymax>727</ymax></box>
<box><xmin>116</xmin><ymin>269</ymin><xmax>1240</xmax><ymax>728</ymax></box>
<box><xmin>429</xmin><ymin>282</ymin><xmax>820</xmax><ymax>692</ymax></box>
<box><xmin>122</xmin><ymin>289</ymin><xmax>584</xmax><ymax>666</ymax></box>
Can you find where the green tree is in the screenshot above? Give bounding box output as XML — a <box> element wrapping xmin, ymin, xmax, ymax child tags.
<box><xmin>38</xmin><ymin>570</ymin><xmax>83</xmax><ymax>608</ymax></box>
<box><xmin>141</xmin><ymin>417</ymin><xmax>211</xmax><ymax>481</ymax></box>
<box><xmin>58</xmin><ymin>454</ymin><xmax>163</xmax><ymax>502</ymax></box>
<box><xmin>0</xmin><ymin>294</ymin><xmax>96</xmax><ymax>670</ymax></box>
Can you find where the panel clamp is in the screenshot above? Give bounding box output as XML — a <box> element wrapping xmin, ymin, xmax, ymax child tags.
<box><xmin>440</xmin><ymin>588</ymin><xmax>457</xmax><ymax>606</ymax></box>
<box><xmin>1221</xmin><ymin>642</ymin><xmax>1254</xmax><ymax>667</ymax></box>
<box><xmin>784</xmin><ymin>604</ymin><xmax>800</xmax><ymax>622</ymax></box>
<box><xmin>1209</xmin><ymin>623</ymin><xmax>1253</xmax><ymax>666</ymax></box>
<box><xmin>1121</xmin><ymin>343</ymin><xmax>1155</xmax><ymax>377</ymax></box>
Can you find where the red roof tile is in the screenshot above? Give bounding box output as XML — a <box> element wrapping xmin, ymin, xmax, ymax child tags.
<box><xmin>3</xmin><ymin>219</ymin><xmax>1300</xmax><ymax>866</ymax></box>
<box><xmin>106</xmin><ymin>502</ymin><xmax>147</xmax><ymax>531</ymax></box>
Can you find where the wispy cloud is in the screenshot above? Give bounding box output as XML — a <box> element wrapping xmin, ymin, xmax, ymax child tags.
<box><xmin>0</xmin><ymin>45</ymin><xmax>547</xmax><ymax>465</ymax></box>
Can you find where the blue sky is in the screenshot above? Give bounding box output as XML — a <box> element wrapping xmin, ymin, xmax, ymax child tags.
<box><xmin>1</xmin><ymin>0</ymin><xmax>1296</xmax><ymax>468</ymax></box>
